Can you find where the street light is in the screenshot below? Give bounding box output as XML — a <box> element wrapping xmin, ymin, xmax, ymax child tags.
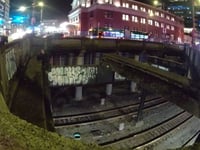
<box><xmin>38</xmin><ymin>1</ymin><xmax>44</xmax><ymax>23</ymax></box>
<box><xmin>153</xmin><ymin>0</ymin><xmax>159</xmax><ymax>6</ymax></box>
<box><xmin>153</xmin><ymin>0</ymin><xmax>164</xmax><ymax>9</ymax></box>
<box><xmin>18</xmin><ymin>6</ymin><xmax>27</xmax><ymax>12</ymax></box>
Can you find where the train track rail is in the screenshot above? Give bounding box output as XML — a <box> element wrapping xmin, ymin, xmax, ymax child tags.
<box><xmin>54</xmin><ymin>96</ymin><xmax>167</xmax><ymax>127</ymax></box>
<box><xmin>181</xmin><ymin>130</ymin><xmax>200</xmax><ymax>148</ymax></box>
<box><xmin>100</xmin><ymin>111</ymin><xmax>193</xmax><ymax>149</ymax></box>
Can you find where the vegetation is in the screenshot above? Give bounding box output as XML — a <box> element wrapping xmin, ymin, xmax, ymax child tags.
<box><xmin>0</xmin><ymin>110</ymin><xmax>114</xmax><ymax>150</ymax></box>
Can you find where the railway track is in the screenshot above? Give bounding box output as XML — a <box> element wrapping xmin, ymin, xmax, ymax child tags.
<box><xmin>54</xmin><ymin>96</ymin><xmax>166</xmax><ymax>127</ymax></box>
<box><xmin>53</xmin><ymin>95</ymin><xmax>199</xmax><ymax>149</ymax></box>
<box><xmin>100</xmin><ymin>111</ymin><xmax>193</xmax><ymax>149</ymax></box>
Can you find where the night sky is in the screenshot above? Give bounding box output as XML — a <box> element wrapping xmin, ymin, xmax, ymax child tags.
<box><xmin>10</xmin><ymin>0</ymin><xmax>151</xmax><ymax>20</ymax></box>
<box><xmin>10</xmin><ymin>0</ymin><xmax>73</xmax><ymax>20</ymax></box>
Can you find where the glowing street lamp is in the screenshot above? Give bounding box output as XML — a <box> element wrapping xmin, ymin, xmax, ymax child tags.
<box><xmin>18</xmin><ymin>6</ymin><xmax>27</xmax><ymax>12</ymax></box>
<box><xmin>153</xmin><ymin>0</ymin><xmax>159</xmax><ymax>6</ymax></box>
<box><xmin>38</xmin><ymin>1</ymin><xmax>44</xmax><ymax>23</ymax></box>
<box><xmin>153</xmin><ymin>0</ymin><xmax>164</xmax><ymax>9</ymax></box>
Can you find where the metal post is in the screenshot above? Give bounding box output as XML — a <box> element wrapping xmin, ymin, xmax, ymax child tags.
<box><xmin>31</xmin><ymin>0</ymin><xmax>36</xmax><ymax>33</ymax></box>
<box><xmin>192</xmin><ymin>0</ymin><xmax>195</xmax><ymax>45</ymax></box>
<box><xmin>40</xmin><ymin>7</ymin><xmax>43</xmax><ymax>23</ymax></box>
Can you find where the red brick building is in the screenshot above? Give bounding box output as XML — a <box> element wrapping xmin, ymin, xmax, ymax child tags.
<box><xmin>68</xmin><ymin>0</ymin><xmax>184</xmax><ymax>43</ymax></box>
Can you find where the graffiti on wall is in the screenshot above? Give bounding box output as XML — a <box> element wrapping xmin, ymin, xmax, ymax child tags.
<box><xmin>5</xmin><ymin>49</ymin><xmax>17</xmax><ymax>80</ymax></box>
<box><xmin>48</xmin><ymin>66</ymin><xmax>98</xmax><ymax>86</ymax></box>
<box><xmin>114</xmin><ymin>72</ymin><xmax>126</xmax><ymax>81</ymax></box>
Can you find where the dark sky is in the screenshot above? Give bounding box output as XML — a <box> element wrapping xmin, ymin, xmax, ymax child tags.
<box><xmin>10</xmin><ymin>0</ymin><xmax>152</xmax><ymax>20</ymax></box>
<box><xmin>10</xmin><ymin>0</ymin><xmax>73</xmax><ymax>20</ymax></box>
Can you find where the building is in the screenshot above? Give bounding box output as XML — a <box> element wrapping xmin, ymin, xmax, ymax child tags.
<box><xmin>68</xmin><ymin>0</ymin><xmax>184</xmax><ymax>43</ymax></box>
<box><xmin>0</xmin><ymin>0</ymin><xmax>10</xmax><ymax>35</ymax></box>
<box><xmin>166</xmin><ymin>0</ymin><xmax>200</xmax><ymax>30</ymax></box>
<box><xmin>165</xmin><ymin>0</ymin><xmax>200</xmax><ymax>44</ymax></box>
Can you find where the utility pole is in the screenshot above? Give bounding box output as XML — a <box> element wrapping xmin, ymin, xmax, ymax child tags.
<box><xmin>192</xmin><ymin>0</ymin><xmax>195</xmax><ymax>45</ymax></box>
<box><xmin>31</xmin><ymin>0</ymin><xmax>36</xmax><ymax>33</ymax></box>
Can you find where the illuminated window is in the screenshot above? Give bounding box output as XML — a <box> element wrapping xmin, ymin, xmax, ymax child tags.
<box><xmin>122</xmin><ymin>14</ymin><xmax>129</xmax><ymax>21</ymax></box>
<box><xmin>155</xmin><ymin>11</ymin><xmax>159</xmax><ymax>16</ymax></box>
<box><xmin>166</xmin><ymin>25</ymin><xmax>170</xmax><ymax>29</ymax></box>
<box><xmin>141</xmin><ymin>18</ymin><xmax>146</xmax><ymax>24</ymax></box>
<box><xmin>126</xmin><ymin>3</ymin><xmax>129</xmax><ymax>8</ymax></box>
<box><xmin>148</xmin><ymin>9</ymin><xmax>153</xmax><ymax>14</ymax></box>
<box><xmin>161</xmin><ymin>23</ymin><xmax>164</xmax><ymax>28</ymax></box>
<box><xmin>132</xmin><ymin>4</ymin><xmax>138</xmax><ymax>10</ymax></box>
<box><xmin>161</xmin><ymin>13</ymin><xmax>164</xmax><ymax>18</ymax></box>
<box><xmin>148</xmin><ymin>19</ymin><xmax>153</xmax><ymax>25</ymax></box>
<box><xmin>122</xmin><ymin>2</ymin><xmax>129</xmax><ymax>8</ymax></box>
<box><xmin>122</xmin><ymin>14</ymin><xmax>126</xmax><ymax>20</ymax></box>
<box><xmin>171</xmin><ymin>17</ymin><xmax>175</xmax><ymax>21</ymax></box>
<box><xmin>140</xmin><ymin>7</ymin><xmax>146</xmax><ymax>12</ymax></box>
<box><xmin>126</xmin><ymin>15</ymin><xmax>129</xmax><ymax>21</ymax></box>
<box><xmin>171</xmin><ymin>26</ymin><xmax>174</xmax><ymax>30</ymax></box>
<box><xmin>132</xmin><ymin>16</ymin><xmax>138</xmax><ymax>22</ymax></box>
<box><xmin>105</xmin><ymin>0</ymin><xmax>113</xmax><ymax>4</ymax></box>
<box><xmin>155</xmin><ymin>21</ymin><xmax>160</xmax><ymax>27</ymax></box>
<box><xmin>166</xmin><ymin>15</ymin><xmax>170</xmax><ymax>20</ymax></box>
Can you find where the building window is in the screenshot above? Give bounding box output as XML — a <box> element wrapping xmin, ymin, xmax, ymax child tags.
<box><xmin>132</xmin><ymin>4</ymin><xmax>138</xmax><ymax>10</ymax></box>
<box><xmin>90</xmin><ymin>11</ymin><xmax>94</xmax><ymax>18</ymax></box>
<box><xmin>141</xmin><ymin>18</ymin><xmax>146</xmax><ymax>24</ymax></box>
<box><xmin>155</xmin><ymin>21</ymin><xmax>160</xmax><ymax>27</ymax></box>
<box><xmin>166</xmin><ymin>15</ymin><xmax>170</xmax><ymax>20</ymax></box>
<box><xmin>122</xmin><ymin>14</ymin><xmax>129</xmax><ymax>21</ymax></box>
<box><xmin>155</xmin><ymin>11</ymin><xmax>159</xmax><ymax>16</ymax></box>
<box><xmin>140</xmin><ymin>7</ymin><xmax>146</xmax><ymax>12</ymax></box>
<box><xmin>166</xmin><ymin>25</ymin><xmax>170</xmax><ymax>30</ymax></box>
<box><xmin>132</xmin><ymin>16</ymin><xmax>138</xmax><ymax>22</ymax></box>
<box><xmin>171</xmin><ymin>26</ymin><xmax>174</xmax><ymax>30</ymax></box>
<box><xmin>105</xmin><ymin>0</ymin><xmax>113</xmax><ymax>4</ymax></box>
<box><xmin>161</xmin><ymin>13</ymin><xmax>164</xmax><ymax>18</ymax></box>
<box><xmin>104</xmin><ymin>11</ymin><xmax>113</xmax><ymax>18</ymax></box>
<box><xmin>148</xmin><ymin>19</ymin><xmax>153</xmax><ymax>25</ymax></box>
<box><xmin>148</xmin><ymin>9</ymin><xmax>153</xmax><ymax>14</ymax></box>
<box><xmin>171</xmin><ymin>17</ymin><xmax>175</xmax><ymax>21</ymax></box>
<box><xmin>122</xmin><ymin>2</ymin><xmax>129</xmax><ymax>8</ymax></box>
<box><xmin>161</xmin><ymin>23</ymin><xmax>164</xmax><ymax>28</ymax></box>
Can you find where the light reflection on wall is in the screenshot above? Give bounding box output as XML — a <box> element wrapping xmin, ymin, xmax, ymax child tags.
<box><xmin>48</xmin><ymin>66</ymin><xmax>98</xmax><ymax>86</ymax></box>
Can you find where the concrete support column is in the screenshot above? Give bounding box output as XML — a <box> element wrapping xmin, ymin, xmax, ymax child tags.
<box><xmin>134</xmin><ymin>55</ymin><xmax>139</xmax><ymax>61</ymax></box>
<box><xmin>130</xmin><ymin>81</ymin><xmax>137</xmax><ymax>93</ymax></box>
<box><xmin>68</xmin><ymin>53</ymin><xmax>74</xmax><ymax>65</ymax></box>
<box><xmin>106</xmin><ymin>83</ymin><xmax>112</xmax><ymax>96</ymax></box>
<box><xmin>94</xmin><ymin>52</ymin><xmax>100</xmax><ymax>65</ymax></box>
<box><xmin>75</xmin><ymin>86</ymin><xmax>83</xmax><ymax>101</ymax></box>
<box><xmin>76</xmin><ymin>52</ymin><xmax>84</xmax><ymax>65</ymax></box>
<box><xmin>187</xmin><ymin>68</ymin><xmax>191</xmax><ymax>79</ymax></box>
